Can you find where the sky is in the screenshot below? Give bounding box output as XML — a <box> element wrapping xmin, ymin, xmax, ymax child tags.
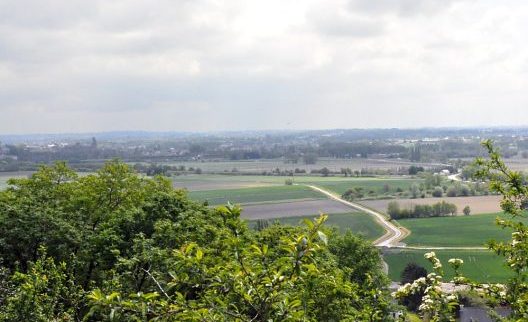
<box><xmin>1</xmin><ymin>0</ymin><xmax>528</xmax><ymax>134</ymax></box>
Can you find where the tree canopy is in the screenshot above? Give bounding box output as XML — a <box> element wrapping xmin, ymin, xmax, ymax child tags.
<box><xmin>0</xmin><ymin>161</ymin><xmax>395</xmax><ymax>321</ymax></box>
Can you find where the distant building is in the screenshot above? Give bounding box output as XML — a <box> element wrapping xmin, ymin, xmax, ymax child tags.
<box><xmin>440</xmin><ymin>169</ymin><xmax>451</xmax><ymax>175</ymax></box>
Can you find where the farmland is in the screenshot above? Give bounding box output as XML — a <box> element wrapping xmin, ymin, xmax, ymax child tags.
<box><xmin>315</xmin><ymin>178</ymin><xmax>423</xmax><ymax>196</ymax></box>
<box><xmin>384</xmin><ymin>249</ymin><xmax>511</xmax><ymax>283</ymax></box>
<box><xmin>240</xmin><ymin>199</ymin><xmax>352</xmax><ymax>219</ymax></box>
<box><xmin>187</xmin><ymin>185</ymin><xmax>325</xmax><ymax>205</ymax></box>
<box><xmin>361</xmin><ymin>195</ymin><xmax>502</xmax><ymax>216</ymax></box>
<box><xmin>0</xmin><ymin>169</ymin><xmax>515</xmax><ymax>283</ymax></box>
<box><xmin>175</xmin><ymin>174</ymin><xmax>423</xmax><ymax>199</ymax></box>
<box><xmin>248</xmin><ymin>212</ymin><xmax>385</xmax><ymax>241</ymax></box>
<box><xmin>398</xmin><ymin>213</ymin><xmax>528</xmax><ymax>247</ymax></box>
<box><xmin>161</xmin><ymin>158</ymin><xmax>444</xmax><ymax>174</ymax></box>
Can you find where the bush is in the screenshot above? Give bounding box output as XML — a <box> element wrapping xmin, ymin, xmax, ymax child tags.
<box><xmin>432</xmin><ymin>187</ymin><xmax>443</xmax><ymax>197</ymax></box>
<box><xmin>446</xmin><ymin>187</ymin><xmax>457</xmax><ymax>197</ymax></box>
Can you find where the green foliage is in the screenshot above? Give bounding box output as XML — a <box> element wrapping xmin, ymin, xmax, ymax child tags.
<box><xmin>401</xmin><ymin>263</ymin><xmax>428</xmax><ymax>285</ymax></box>
<box><xmin>399</xmin><ymin>263</ymin><xmax>428</xmax><ymax>312</ymax></box>
<box><xmin>474</xmin><ymin>140</ymin><xmax>528</xmax><ymax>319</ymax></box>
<box><xmin>388</xmin><ymin>201</ymin><xmax>457</xmax><ymax>220</ymax></box>
<box><xmin>0</xmin><ymin>249</ymin><xmax>84</xmax><ymax>322</ymax></box>
<box><xmin>393</xmin><ymin>253</ymin><xmax>460</xmax><ymax>321</ymax></box>
<box><xmin>432</xmin><ymin>186</ymin><xmax>443</xmax><ymax>197</ymax></box>
<box><xmin>0</xmin><ymin>161</ymin><xmax>396</xmax><ymax>321</ymax></box>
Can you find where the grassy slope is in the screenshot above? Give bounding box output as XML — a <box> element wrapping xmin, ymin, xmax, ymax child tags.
<box><xmin>249</xmin><ymin>212</ymin><xmax>385</xmax><ymax>241</ymax></box>
<box><xmin>399</xmin><ymin>213</ymin><xmax>528</xmax><ymax>247</ymax></box>
<box><xmin>384</xmin><ymin>249</ymin><xmax>511</xmax><ymax>283</ymax></box>
<box><xmin>188</xmin><ymin>185</ymin><xmax>325</xmax><ymax>205</ymax></box>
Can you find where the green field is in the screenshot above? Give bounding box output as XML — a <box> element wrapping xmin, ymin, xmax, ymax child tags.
<box><xmin>316</xmin><ymin>178</ymin><xmax>423</xmax><ymax>195</ymax></box>
<box><xmin>399</xmin><ymin>213</ymin><xmax>528</xmax><ymax>247</ymax></box>
<box><xmin>188</xmin><ymin>185</ymin><xmax>325</xmax><ymax>205</ymax></box>
<box><xmin>174</xmin><ymin>174</ymin><xmax>421</xmax><ymax>195</ymax></box>
<box><xmin>384</xmin><ymin>249</ymin><xmax>511</xmax><ymax>283</ymax></box>
<box><xmin>249</xmin><ymin>212</ymin><xmax>385</xmax><ymax>241</ymax></box>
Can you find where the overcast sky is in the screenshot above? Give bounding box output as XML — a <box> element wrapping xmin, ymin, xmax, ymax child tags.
<box><xmin>1</xmin><ymin>0</ymin><xmax>528</xmax><ymax>134</ymax></box>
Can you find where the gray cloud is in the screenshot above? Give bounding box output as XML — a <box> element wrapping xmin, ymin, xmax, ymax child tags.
<box><xmin>347</xmin><ymin>0</ymin><xmax>459</xmax><ymax>17</ymax></box>
<box><xmin>1</xmin><ymin>0</ymin><xmax>528</xmax><ymax>134</ymax></box>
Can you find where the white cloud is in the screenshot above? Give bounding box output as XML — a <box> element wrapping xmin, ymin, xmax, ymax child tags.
<box><xmin>1</xmin><ymin>0</ymin><xmax>528</xmax><ymax>134</ymax></box>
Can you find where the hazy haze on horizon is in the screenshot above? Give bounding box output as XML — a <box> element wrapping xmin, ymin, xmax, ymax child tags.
<box><xmin>2</xmin><ymin>0</ymin><xmax>528</xmax><ymax>134</ymax></box>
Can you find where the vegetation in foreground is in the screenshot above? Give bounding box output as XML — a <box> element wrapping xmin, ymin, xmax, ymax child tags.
<box><xmin>0</xmin><ymin>161</ymin><xmax>395</xmax><ymax>321</ymax></box>
<box><xmin>392</xmin><ymin>141</ymin><xmax>528</xmax><ymax>321</ymax></box>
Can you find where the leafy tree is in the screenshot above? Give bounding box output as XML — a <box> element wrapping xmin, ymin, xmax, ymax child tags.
<box><xmin>0</xmin><ymin>161</ymin><xmax>397</xmax><ymax>321</ymax></box>
<box><xmin>463</xmin><ymin>205</ymin><xmax>471</xmax><ymax>216</ymax></box>
<box><xmin>399</xmin><ymin>263</ymin><xmax>428</xmax><ymax>312</ymax></box>
<box><xmin>408</xmin><ymin>165</ymin><xmax>424</xmax><ymax>175</ymax></box>
<box><xmin>401</xmin><ymin>263</ymin><xmax>427</xmax><ymax>285</ymax></box>
<box><xmin>0</xmin><ymin>248</ymin><xmax>84</xmax><ymax>322</ymax></box>
<box><xmin>410</xmin><ymin>183</ymin><xmax>420</xmax><ymax>199</ymax></box>
<box><xmin>387</xmin><ymin>201</ymin><xmax>401</xmax><ymax>219</ymax></box>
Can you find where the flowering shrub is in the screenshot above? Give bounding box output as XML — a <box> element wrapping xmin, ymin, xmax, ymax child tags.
<box><xmin>393</xmin><ymin>252</ymin><xmax>459</xmax><ymax>321</ymax></box>
<box><xmin>394</xmin><ymin>140</ymin><xmax>528</xmax><ymax>321</ymax></box>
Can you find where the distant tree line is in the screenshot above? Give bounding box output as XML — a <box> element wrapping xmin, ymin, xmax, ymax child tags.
<box><xmin>387</xmin><ymin>200</ymin><xmax>457</xmax><ymax>219</ymax></box>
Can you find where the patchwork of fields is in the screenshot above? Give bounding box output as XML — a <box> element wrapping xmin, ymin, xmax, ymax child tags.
<box><xmin>0</xmin><ymin>170</ymin><xmax>516</xmax><ymax>283</ymax></box>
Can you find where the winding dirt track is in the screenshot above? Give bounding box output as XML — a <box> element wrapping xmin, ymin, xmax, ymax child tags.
<box><xmin>306</xmin><ymin>185</ymin><xmax>406</xmax><ymax>247</ymax></box>
<box><xmin>307</xmin><ymin>185</ymin><xmax>488</xmax><ymax>250</ymax></box>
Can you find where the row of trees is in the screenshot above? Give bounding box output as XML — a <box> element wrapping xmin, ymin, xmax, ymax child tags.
<box><xmin>387</xmin><ymin>200</ymin><xmax>458</xmax><ymax>219</ymax></box>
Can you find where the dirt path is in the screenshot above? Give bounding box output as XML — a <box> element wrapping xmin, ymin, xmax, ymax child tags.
<box><xmin>306</xmin><ymin>184</ymin><xmax>491</xmax><ymax>251</ymax></box>
<box><xmin>306</xmin><ymin>185</ymin><xmax>407</xmax><ymax>247</ymax></box>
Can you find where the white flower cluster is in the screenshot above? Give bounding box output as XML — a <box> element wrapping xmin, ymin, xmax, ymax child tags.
<box><xmin>447</xmin><ymin>258</ymin><xmax>464</xmax><ymax>271</ymax></box>
<box><xmin>425</xmin><ymin>252</ymin><xmax>442</xmax><ymax>271</ymax></box>
<box><xmin>447</xmin><ymin>258</ymin><xmax>463</xmax><ymax>265</ymax></box>
<box><xmin>477</xmin><ymin>283</ymin><xmax>508</xmax><ymax>300</ymax></box>
<box><xmin>393</xmin><ymin>252</ymin><xmax>459</xmax><ymax>320</ymax></box>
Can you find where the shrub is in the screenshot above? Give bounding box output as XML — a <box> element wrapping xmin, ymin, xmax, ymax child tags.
<box><xmin>432</xmin><ymin>187</ymin><xmax>443</xmax><ymax>197</ymax></box>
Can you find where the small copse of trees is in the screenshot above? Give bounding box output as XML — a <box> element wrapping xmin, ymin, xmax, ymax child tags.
<box><xmin>387</xmin><ymin>201</ymin><xmax>457</xmax><ymax>220</ymax></box>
